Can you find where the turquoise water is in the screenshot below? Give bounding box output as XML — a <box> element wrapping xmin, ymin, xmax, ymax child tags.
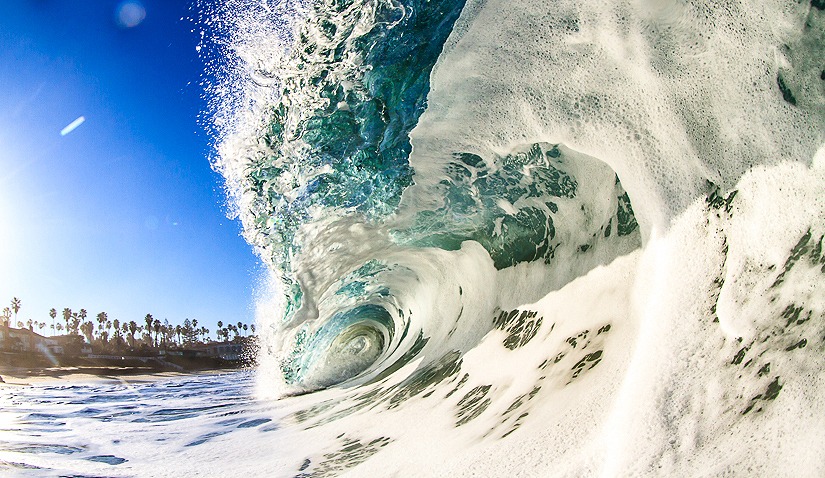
<box><xmin>215</xmin><ymin>0</ymin><xmax>643</xmax><ymax>389</ymax></box>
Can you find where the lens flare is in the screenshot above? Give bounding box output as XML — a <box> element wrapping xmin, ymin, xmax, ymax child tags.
<box><xmin>115</xmin><ymin>1</ymin><xmax>147</xmax><ymax>29</ymax></box>
<box><xmin>59</xmin><ymin>116</ymin><xmax>85</xmax><ymax>136</ymax></box>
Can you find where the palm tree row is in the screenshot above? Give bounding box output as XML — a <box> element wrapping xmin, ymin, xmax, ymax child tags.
<box><xmin>215</xmin><ymin>321</ymin><xmax>255</xmax><ymax>343</ymax></box>
<box><xmin>3</xmin><ymin>298</ymin><xmax>254</xmax><ymax>349</ymax></box>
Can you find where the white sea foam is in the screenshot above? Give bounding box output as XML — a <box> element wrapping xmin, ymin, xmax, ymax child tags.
<box><xmin>281</xmin><ymin>164</ymin><xmax>824</xmax><ymax>478</ymax></box>
<box><xmin>318</xmin><ymin>0</ymin><xmax>825</xmax><ymax>475</ymax></box>
<box><xmin>365</xmin><ymin>0</ymin><xmax>825</xmax><ymax>474</ymax></box>
<box><xmin>411</xmin><ymin>0</ymin><xmax>825</xmax><ymax>237</ymax></box>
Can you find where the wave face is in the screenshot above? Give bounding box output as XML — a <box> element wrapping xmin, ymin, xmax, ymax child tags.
<box><xmin>213</xmin><ymin>0</ymin><xmax>825</xmax><ymax>476</ymax></box>
<box><xmin>216</xmin><ymin>0</ymin><xmax>642</xmax><ymax>391</ymax></box>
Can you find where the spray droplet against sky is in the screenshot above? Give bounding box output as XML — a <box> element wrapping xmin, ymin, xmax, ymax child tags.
<box><xmin>115</xmin><ymin>1</ymin><xmax>146</xmax><ymax>29</ymax></box>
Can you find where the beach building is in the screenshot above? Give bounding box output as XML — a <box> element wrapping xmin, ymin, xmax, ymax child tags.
<box><xmin>50</xmin><ymin>334</ymin><xmax>92</xmax><ymax>356</ymax></box>
<box><xmin>0</xmin><ymin>323</ymin><xmax>59</xmax><ymax>353</ymax></box>
<box><xmin>198</xmin><ymin>341</ymin><xmax>247</xmax><ymax>361</ymax></box>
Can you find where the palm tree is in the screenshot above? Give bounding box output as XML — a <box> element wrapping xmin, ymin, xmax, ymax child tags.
<box><xmin>49</xmin><ymin>308</ymin><xmax>57</xmax><ymax>336</ymax></box>
<box><xmin>243</xmin><ymin>324</ymin><xmax>248</xmax><ymax>336</ymax></box>
<box><xmin>250</xmin><ymin>324</ymin><xmax>256</xmax><ymax>335</ymax></box>
<box><xmin>160</xmin><ymin>324</ymin><xmax>169</xmax><ymax>347</ymax></box>
<box><xmin>153</xmin><ymin>319</ymin><xmax>161</xmax><ymax>347</ymax></box>
<box><xmin>112</xmin><ymin>319</ymin><xmax>121</xmax><ymax>343</ymax></box>
<box><xmin>62</xmin><ymin>308</ymin><xmax>72</xmax><ymax>334</ymax></box>
<box><xmin>128</xmin><ymin>321</ymin><xmax>137</xmax><ymax>347</ymax></box>
<box><xmin>10</xmin><ymin>297</ymin><xmax>21</xmax><ymax>326</ymax></box>
<box><xmin>96</xmin><ymin>312</ymin><xmax>107</xmax><ymax>341</ymax></box>
<box><xmin>38</xmin><ymin>322</ymin><xmax>45</xmax><ymax>334</ymax></box>
<box><xmin>80</xmin><ymin>321</ymin><xmax>94</xmax><ymax>344</ymax></box>
<box><xmin>162</xmin><ymin>319</ymin><xmax>172</xmax><ymax>346</ymax></box>
<box><xmin>56</xmin><ymin>323</ymin><xmax>64</xmax><ymax>334</ymax></box>
<box><xmin>78</xmin><ymin>309</ymin><xmax>87</xmax><ymax>333</ymax></box>
<box><xmin>70</xmin><ymin>313</ymin><xmax>80</xmax><ymax>336</ymax></box>
<box><xmin>27</xmin><ymin>319</ymin><xmax>33</xmax><ymax>331</ymax></box>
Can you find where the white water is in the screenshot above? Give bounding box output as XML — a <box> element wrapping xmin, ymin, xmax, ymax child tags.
<box><xmin>412</xmin><ymin>0</ymin><xmax>824</xmax><ymax>236</ymax></box>
<box><xmin>242</xmin><ymin>0</ymin><xmax>825</xmax><ymax>475</ymax></box>
<box><xmin>387</xmin><ymin>1</ymin><xmax>825</xmax><ymax>474</ymax></box>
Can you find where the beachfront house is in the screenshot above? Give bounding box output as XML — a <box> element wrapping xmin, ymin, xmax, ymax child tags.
<box><xmin>198</xmin><ymin>341</ymin><xmax>246</xmax><ymax>361</ymax></box>
<box><xmin>0</xmin><ymin>322</ymin><xmax>60</xmax><ymax>354</ymax></box>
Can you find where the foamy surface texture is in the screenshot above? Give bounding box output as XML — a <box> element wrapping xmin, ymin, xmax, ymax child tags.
<box><xmin>3</xmin><ymin>0</ymin><xmax>825</xmax><ymax>476</ymax></box>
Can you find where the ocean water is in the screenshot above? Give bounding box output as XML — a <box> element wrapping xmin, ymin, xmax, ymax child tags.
<box><xmin>5</xmin><ymin>0</ymin><xmax>825</xmax><ymax>476</ymax></box>
<box><xmin>0</xmin><ymin>371</ymin><xmax>278</xmax><ymax>477</ymax></box>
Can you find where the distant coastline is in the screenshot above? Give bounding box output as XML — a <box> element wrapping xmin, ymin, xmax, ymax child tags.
<box><xmin>1</xmin><ymin>317</ymin><xmax>258</xmax><ymax>386</ymax></box>
<box><xmin>0</xmin><ymin>352</ymin><xmax>252</xmax><ymax>386</ymax></box>
<box><xmin>1</xmin><ymin>303</ymin><xmax>259</xmax><ymax>387</ymax></box>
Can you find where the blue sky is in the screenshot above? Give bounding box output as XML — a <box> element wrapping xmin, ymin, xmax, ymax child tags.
<box><xmin>0</xmin><ymin>1</ymin><xmax>262</xmax><ymax>336</ymax></box>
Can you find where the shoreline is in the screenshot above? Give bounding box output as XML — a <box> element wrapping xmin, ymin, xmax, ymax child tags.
<box><xmin>0</xmin><ymin>365</ymin><xmax>252</xmax><ymax>386</ymax></box>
